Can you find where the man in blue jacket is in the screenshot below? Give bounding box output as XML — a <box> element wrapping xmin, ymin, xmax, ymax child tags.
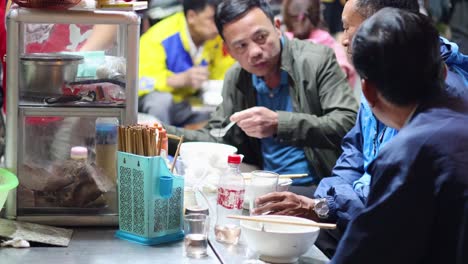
<box><xmin>254</xmin><ymin>0</ymin><xmax>468</xmax><ymax>257</ymax></box>
<box><xmin>331</xmin><ymin>8</ymin><xmax>468</xmax><ymax>263</ymax></box>
<box><xmin>313</xmin><ymin>0</ymin><xmax>468</xmax><ymax>230</ymax></box>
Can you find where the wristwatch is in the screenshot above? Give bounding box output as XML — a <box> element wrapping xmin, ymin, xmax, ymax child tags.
<box><xmin>313</xmin><ymin>198</ymin><xmax>329</xmax><ymax>219</ymax></box>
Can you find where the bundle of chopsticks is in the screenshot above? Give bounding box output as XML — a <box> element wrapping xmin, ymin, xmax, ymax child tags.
<box><xmin>117</xmin><ymin>123</ymin><xmax>184</xmax><ymax>172</ymax></box>
<box><xmin>118</xmin><ymin>123</ymin><xmax>182</xmax><ymax>157</ymax></box>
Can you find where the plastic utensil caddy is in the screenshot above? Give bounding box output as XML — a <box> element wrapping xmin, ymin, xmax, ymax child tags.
<box><xmin>115</xmin><ymin>152</ymin><xmax>185</xmax><ymax>245</ymax></box>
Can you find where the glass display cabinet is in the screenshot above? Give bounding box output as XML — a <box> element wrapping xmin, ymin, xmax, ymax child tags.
<box><xmin>5</xmin><ymin>7</ymin><xmax>140</xmax><ymax>225</ymax></box>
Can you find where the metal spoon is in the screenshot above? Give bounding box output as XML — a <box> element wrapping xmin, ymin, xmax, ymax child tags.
<box><xmin>209</xmin><ymin>121</ymin><xmax>236</xmax><ymax>138</ymax></box>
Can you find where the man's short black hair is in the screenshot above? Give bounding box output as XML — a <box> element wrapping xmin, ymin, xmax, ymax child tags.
<box><xmin>352</xmin><ymin>7</ymin><xmax>444</xmax><ymax>106</ymax></box>
<box><xmin>354</xmin><ymin>0</ymin><xmax>420</xmax><ymax>18</ymax></box>
<box><xmin>215</xmin><ymin>0</ymin><xmax>275</xmax><ymax>39</ymax></box>
<box><xmin>183</xmin><ymin>0</ymin><xmax>219</xmax><ymax>16</ymax></box>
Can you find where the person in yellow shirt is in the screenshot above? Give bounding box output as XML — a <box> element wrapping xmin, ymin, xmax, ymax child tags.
<box><xmin>139</xmin><ymin>0</ymin><xmax>235</xmax><ymax>127</ymax></box>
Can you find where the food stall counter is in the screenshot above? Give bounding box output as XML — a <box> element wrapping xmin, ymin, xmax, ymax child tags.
<box><xmin>0</xmin><ymin>227</ymin><xmax>221</xmax><ymax>264</ymax></box>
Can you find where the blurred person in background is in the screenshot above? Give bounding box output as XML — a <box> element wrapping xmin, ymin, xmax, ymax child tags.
<box><xmin>254</xmin><ymin>0</ymin><xmax>468</xmax><ymax>258</ymax></box>
<box><xmin>450</xmin><ymin>0</ymin><xmax>468</xmax><ymax>53</ymax></box>
<box><xmin>426</xmin><ymin>0</ymin><xmax>452</xmax><ymax>37</ymax></box>
<box><xmin>79</xmin><ymin>24</ymin><xmax>118</xmax><ymax>52</ymax></box>
<box><xmin>166</xmin><ymin>0</ymin><xmax>358</xmax><ymax>191</ymax></box>
<box><xmin>139</xmin><ymin>0</ymin><xmax>235</xmax><ymax>127</ymax></box>
<box><xmin>321</xmin><ymin>0</ymin><xmax>345</xmax><ymax>34</ymax></box>
<box><xmin>331</xmin><ymin>8</ymin><xmax>468</xmax><ymax>263</ymax></box>
<box><xmin>282</xmin><ymin>0</ymin><xmax>356</xmax><ymax>86</ymax></box>
<box><xmin>5</xmin><ymin>0</ymin><xmax>117</xmax><ymax>54</ymax></box>
<box><xmin>143</xmin><ymin>0</ymin><xmax>182</xmax><ymax>34</ymax></box>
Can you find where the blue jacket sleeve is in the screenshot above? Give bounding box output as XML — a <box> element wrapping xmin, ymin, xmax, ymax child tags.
<box><xmin>314</xmin><ymin>104</ymin><xmax>367</xmax><ymax>228</ymax></box>
<box><xmin>330</xmin><ymin>130</ymin><xmax>458</xmax><ymax>264</ymax></box>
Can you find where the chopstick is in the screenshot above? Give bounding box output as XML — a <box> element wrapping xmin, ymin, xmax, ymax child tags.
<box><xmin>242</xmin><ymin>173</ymin><xmax>308</xmax><ymax>180</ymax></box>
<box><xmin>118</xmin><ymin>123</ymin><xmax>174</xmax><ymax>157</ymax></box>
<box><xmin>227</xmin><ymin>215</ymin><xmax>337</xmax><ymax>230</ymax></box>
<box><xmin>170</xmin><ymin>135</ymin><xmax>184</xmax><ymax>173</ymax></box>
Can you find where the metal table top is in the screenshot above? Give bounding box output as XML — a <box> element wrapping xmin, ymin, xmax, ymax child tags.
<box><xmin>0</xmin><ymin>228</ymin><xmax>220</xmax><ymax>264</ymax></box>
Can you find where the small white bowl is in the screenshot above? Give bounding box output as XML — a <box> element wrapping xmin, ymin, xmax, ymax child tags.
<box><xmin>240</xmin><ymin>215</ymin><xmax>319</xmax><ymax>263</ymax></box>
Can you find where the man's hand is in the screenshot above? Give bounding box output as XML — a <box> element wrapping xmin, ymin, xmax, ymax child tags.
<box><xmin>253</xmin><ymin>191</ymin><xmax>319</xmax><ymax>221</ymax></box>
<box><xmin>230</xmin><ymin>107</ymin><xmax>278</xmax><ymax>138</ymax></box>
<box><xmin>167</xmin><ymin>66</ymin><xmax>209</xmax><ymax>89</ymax></box>
<box><xmin>184</xmin><ymin>66</ymin><xmax>209</xmax><ymax>89</ymax></box>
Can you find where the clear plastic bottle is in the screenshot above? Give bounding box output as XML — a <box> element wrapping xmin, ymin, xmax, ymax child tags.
<box><xmin>95</xmin><ymin>117</ymin><xmax>119</xmax><ymax>212</ymax></box>
<box><xmin>215</xmin><ymin>154</ymin><xmax>245</xmax><ymax>244</ymax></box>
<box><xmin>95</xmin><ymin>117</ymin><xmax>118</xmax><ymax>183</ymax></box>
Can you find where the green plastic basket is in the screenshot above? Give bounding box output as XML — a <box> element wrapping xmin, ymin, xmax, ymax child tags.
<box><xmin>0</xmin><ymin>168</ymin><xmax>19</xmax><ymax>212</ymax></box>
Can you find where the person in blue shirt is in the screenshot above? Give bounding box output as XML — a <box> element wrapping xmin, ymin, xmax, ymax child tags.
<box><xmin>254</xmin><ymin>0</ymin><xmax>468</xmax><ymax>257</ymax></box>
<box><xmin>166</xmin><ymin>0</ymin><xmax>358</xmax><ymax>189</ymax></box>
<box><xmin>314</xmin><ymin>0</ymin><xmax>467</xmax><ymax>230</ymax></box>
<box><xmin>331</xmin><ymin>8</ymin><xmax>468</xmax><ymax>263</ymax></box>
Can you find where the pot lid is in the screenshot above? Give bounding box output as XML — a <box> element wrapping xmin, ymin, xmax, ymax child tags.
<box><xmin>20</xmin><ymin>53</ymin><xmax>84</xmax><ymax>62</ymax></box>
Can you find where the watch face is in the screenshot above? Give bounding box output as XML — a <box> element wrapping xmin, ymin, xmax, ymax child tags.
<box><xmin>315</xmin><ymin>199</ymin><xmax>329</xmax><ymax>218</ymax></box>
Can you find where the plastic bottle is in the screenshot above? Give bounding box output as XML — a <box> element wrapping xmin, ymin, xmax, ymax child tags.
<box><xmin>215</xmin><ymin>154</ymin><xmax>245</xmax><ymax>244</ymax></box>
<box><xmin>95</xmin><ymin>117</ymin><xmax>118</xmax><ymax>182</ymax></box>
<box><xmin>95</xmin><ymin>117</ymin><xmax>119</xmax><ymax>212</ymax></box>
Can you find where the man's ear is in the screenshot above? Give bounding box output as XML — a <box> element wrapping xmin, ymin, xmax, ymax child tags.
<box><xmin>186</xmin><ymin>10</ymin><xmax>196</xmax><ymax>25</ymax></box>
<box><xmin>274</xmin><ymin>18</ymin><xmax>282</xmax><ymax>35</ymax></box>
<box><xmin>361</xmin><ymin>79</ymin><xmax>379</xmax><ymax>108</ymax></box>
<box><xmin>224</xmin><ymin>41</ymin><xmax>232</xmax><ymax>56</ymax></box>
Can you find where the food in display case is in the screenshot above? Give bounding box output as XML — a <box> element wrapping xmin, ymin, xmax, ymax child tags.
<box><xmin>17</xmin><ymin>116</ymin><xmax>116</xmax><ymax>211</ymax></box>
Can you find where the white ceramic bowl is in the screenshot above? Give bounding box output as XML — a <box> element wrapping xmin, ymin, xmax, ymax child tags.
<box><xmin>241</xmin><ymin>215</ymin><xmax>320</xmax><ymax>263</ymax></box>
<box><xmin>179</xmin><ymin>142</ymin><xmax>237</xmax><ymax>188</ymax></box>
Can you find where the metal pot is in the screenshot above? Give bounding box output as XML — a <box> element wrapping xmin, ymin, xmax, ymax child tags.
<box><xmin>20</xmin><ymin>53</ymin><xmax>84</xmax><ymax>95</ymax></box>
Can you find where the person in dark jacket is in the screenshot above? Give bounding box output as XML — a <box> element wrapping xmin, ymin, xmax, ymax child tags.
<box><xmin>166</xmin><ymin>0</ymin><xmax>358</xmax><ymax>187</ymax></box>
<box><xmin>254</xmin><ymin>0</ymin><xmax>468</xmax><ymax>258</ymax></box>
<box><xmin>331</xmin><ymin>8</ymin><xmax>468</xmax><ymax>263</ymax></box>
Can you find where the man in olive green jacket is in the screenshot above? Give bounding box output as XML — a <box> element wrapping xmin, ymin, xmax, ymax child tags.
<box><xmin>167</xmin><ymin>0</ymin><xmax>357</xmax><ymax>185</ymax></box>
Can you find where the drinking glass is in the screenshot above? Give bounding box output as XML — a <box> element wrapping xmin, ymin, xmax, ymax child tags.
<box><xmin>184</xmin><ymin>213</ymin><xmax>210</xmax><ymax>258</ymax></box>
<box><xmin>248</xmin><ymin>170</ymin><xmax>279</xmax><ymax>215</ymax></box>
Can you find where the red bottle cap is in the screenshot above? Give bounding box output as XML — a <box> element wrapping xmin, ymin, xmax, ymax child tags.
<box><xmin>227</xmin><ymin>154</ymin><xmax>241</xmax><ymax>164</ymax></box>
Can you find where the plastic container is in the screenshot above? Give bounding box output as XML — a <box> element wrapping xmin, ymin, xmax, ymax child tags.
<box><xmin>214</xmin><ymin>154</ymin><xmax>245</xmax><ymax>245</ymax></box>
<box><xmin>0</xmin><ymin>168</ymin><xmax>19</xmax><ymax>212</ymax></box>
<box><xmin>95</xmin><ymin>117</ymin><xmax>118</xmax><ymax>183</ymax></box>
<box><xmin>95</xmin><ymin>118</ymin><xmax>119</xmax><ymax>212</ymax></box>
<box><xmin>179</xmin><ymin>142</ymin><xmax>237</xmax><ymax>189</ymax></box>
<box><xmin>115</xmin><ymin>152</ymin><xmax>185</xmax><ymax>245</ymax></box>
